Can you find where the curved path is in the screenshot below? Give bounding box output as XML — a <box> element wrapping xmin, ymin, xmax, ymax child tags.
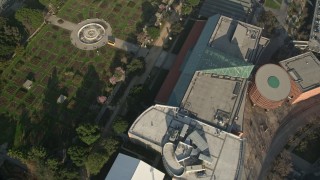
<box><xmin>46</xmin><ymin>15</ymin><xmax>139</xmax><ymax>52</ymax></box>
<box><xmin>258</xmin><ymin>100</ymin><xmax>320</xmax><ymax>179</ymax></box>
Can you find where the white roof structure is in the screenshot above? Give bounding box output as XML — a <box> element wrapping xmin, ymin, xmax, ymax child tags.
<box><xmin>105</xmin><ymin>153</ymin><xmax>165</xmax><ymax>180</ymax></box>
<box><xmin>255</xmin><ymin>64</ymin><xmax>291</xmax><ymax>101</ymax></box>
<box><xmin>129</xmin><ymin>105</ymin><xmax>245</xmax><ymax>179</ymax></box>
<box><xmin>23</xmin><ymin>80</ymin><xmax>33</xmax><ymax>90</ymax></box>
<box><xmin>57</xmin><ymin>95</ymin><xmax>67</xmax><ymax>104</ymax></box>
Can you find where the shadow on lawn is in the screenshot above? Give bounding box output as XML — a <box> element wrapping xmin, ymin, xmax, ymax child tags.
<box><xmin>18</xmin><ymin>65</ymin><xmax>106</xmax><ymax>149</ymax></box>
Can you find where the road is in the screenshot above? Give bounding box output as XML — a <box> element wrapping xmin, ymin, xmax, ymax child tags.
<box><xmin>258</xmin><ymin>100</ymin><xmax>320</xmax><ymax>179</ymax></box>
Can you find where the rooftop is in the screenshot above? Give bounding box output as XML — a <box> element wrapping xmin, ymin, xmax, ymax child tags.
<box><xmin>105</xmin><ymin>153</ymin><xmax>165</xmax><ymax>180</ymax></box>
<box><xmin>155</xmin><ymin>20</ymin><xmax>206</xmax><ymax>104</ymax></box>
<box><xmin>168</xmin><ymin>15</ymin><xmax>268</xmax><ymax>106</ymax></box>
<box><xmin>279</xmin><ymin>52</ymin><xmax>320</xmax><ymax>92</ymax></box>
<box><xmin>181</xmin><ymin>71</ymin><xmax>247</xmax><ymax>130</ymax></box>
<box><xmin>23</xmin><ymin>80</ymin><xmax>33</xmax><ymax>90</ymax></box>
<box><xmin>255</xmin><ymin>64</ymin><xmax>291</xmax><ymax>101</ymax></box>
<box><xmin>199</xmin><ymin>0</ymin><xmax>253</xmax><ymax>22</ymax></box>
<box><xmin>128</xmin><ymin>105</ymin><xmax>245</xmax><ymax>180</ymax></box>
<box><xmin>208</xmin><ymin>16</ymin><xmax>262</xmax><ymax>62</ymax></box>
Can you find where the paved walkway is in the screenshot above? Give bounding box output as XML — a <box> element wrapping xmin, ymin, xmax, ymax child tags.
<box><xmin>46</xmin><ymin>15</ymin><xmax>140</xmax><ymax>53</ymax></box>
<box><xmin>46</xmin><ymin>15</ymin><xmax>76</xmax><ymax>31</ymax></box>
<box><xmin>138</xmin><ymin>21</ymin><xmax>172</xmax><ymax>84</ymax></box>
<box><xmin>101</xmin><ymin>7</ymin><xmax>180</xmax><ymax>136</ymax></box>
<box><xmin>114</xmin><ymin>38</ymin><xmax>139</xmax><ymax>53</ymax></box>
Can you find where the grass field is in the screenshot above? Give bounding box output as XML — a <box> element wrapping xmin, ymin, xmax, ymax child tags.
<box><xmin>58</xmin><ymin>0</ymin><xmax>149</xmax><ymax>42</ymax></box>
<box><xmin>0</xmin><ymin>22</ymin><xmax>123</xmax><ymax>147</ymax></box>
<box><xmin>265</xmin><ymin>0</ymin><xmax>281</xmax><ymax>9</ymax></box>
<box><xmin>0</xmin><ymin>0</ymin><xmax>160</xmax><ymax>150</ymax></box>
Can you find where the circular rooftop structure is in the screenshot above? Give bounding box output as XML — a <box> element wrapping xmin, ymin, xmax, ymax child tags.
<box><xmin>249</xmin><ymin>64</ymin><xmax>291</xmax><ymax>109</ymax></box>
<box><xmin>70</xmin><ymin>19</ymin><xmax>112</xmax><ymax>50</ymax></box>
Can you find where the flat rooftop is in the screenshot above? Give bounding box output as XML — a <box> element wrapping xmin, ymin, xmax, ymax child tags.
<box><xmin>209</xmin><ymin>16</ymin><xmax>262</xmax><ymax>62</ymax></box>
<box><xmin>155</xmin><ymin>20</ymin><xmax>206</xmax><ymax>104</ymax></box>
<box><xmin>181</xmin><ymin>71</ymin><xmax>247</xmax><ymax>130</ymax></box>
<box><xmin>128</xmin><ymin>105</ymin><xmax>244</xmax><ymax>180</ymax></box>
<box><xmin>105</xmin><ymin>153</ymin><xmax>165</xmax><ymax>180</ymax></box>
<box><xmin>255</xmin><ymin>64</ymin><xmax>291</xmax><ymax>101</ymax></box>
<box><xmin>168</xmin><ymin>15</ymin><xmax>267</xmax><ymax>106</ymax></box>
<box><xmin>279</xmin><ymin>52</ymin><xmax>320</xmax><ymax>92</ymax></box>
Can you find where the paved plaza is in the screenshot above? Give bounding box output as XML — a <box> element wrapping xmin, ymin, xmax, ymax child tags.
<box><xmin>46</xmin><ymin>15</ymin><xmax>139</xmax><ymax>52</ymax></box>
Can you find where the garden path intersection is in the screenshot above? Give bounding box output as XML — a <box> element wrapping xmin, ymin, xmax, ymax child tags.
<box><xmin>46</xmin><ymin>15</ymin><xmax>139</xmax><ymax>52</ymax></box>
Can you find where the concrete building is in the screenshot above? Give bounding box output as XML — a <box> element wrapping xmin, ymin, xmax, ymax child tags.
<box><xmin>199</xmin><ymin>0</ymin><xmax>254</xmax><ymax>22</ymax></box>
<box><xmin>105</xmin><ymin>153</ymin><xmax>165</xmax><ymax>180</ymax></box>
<box><xmin>156</xmin><ymin>15</ymin><xmax>269</xmax><ymax>106</ymax></box>
<box><xmin>249</xmin><ymin>64</ymin><xmax>291</xmax><ymax>109</ymax></box>
<box><xmin>128</xmin><ymin>105</ymin><xmax>245</xmax><ymax>180</ymax></box>
<box><xmin>181</xmin><ymin>71</ymin><xmax>247</xmax><ymax>131</ymax></box>
<box><xmin>279</xmin><ymin>52</ymin><xmax>320</xmax><ymax>104</ymax></box>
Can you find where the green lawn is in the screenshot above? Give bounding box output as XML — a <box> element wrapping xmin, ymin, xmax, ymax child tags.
<box><xmin>0</xmin><ymin>22</ymin><xmax>122</xmax><ymax>148</ymax></box>
<box><xmin>265</xmin><ymin>0</ymin><xmax>281</xmax><ymax>9</ymax></box>
<box><xmin>58</xmin><ymin>0</ymin><xmax>148</xmax><ymax>42</ymax></box>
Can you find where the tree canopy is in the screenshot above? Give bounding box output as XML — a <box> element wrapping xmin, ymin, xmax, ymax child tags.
<box><xmin>76</xmin><ymin>124</ymin><xmax>101</xmax><ymax>145</ymax></box>
<box><xmin>171</xmin><ymin>22</ymin><xmax>184</xmax><ymax>35</ymax></box>
<box><xmin>112</xmin><ymin>117</ymin><xmax>129</xmax><ymax>134</ymax></box>
<box><xmin>0</xmin><ymin>17</ymin><xmax>22</xmax><ymax>60</ymax></box>
<box><xmin>67</xmin><ymin>146</ymin><xmax>88</xmax><ymax>167</ymax></box>
<box><xmin>15</xmin><ymin>8</ymin><xmax>43</xmax><ymax>33</ymax></box>
<box><xmin>126</xmin><ymin>58</ymin><xmax>145</xmax><ymax>76</ymax></box>
<box><xmin>181</xmin><ymin>4</ymin><xmax>193</xmax><ymax>15</ymax></box>
<box><xmin>186</xmin><ymin>0</ymin><xmax>200</xmax><ymax>6</ymax></box>
<box><xmin>85</xmin><ymin>152</ymin><xmax>107</xmax><ymax>175</ymax></box>
<box><xmin>147</xmin><ymin>26</ymin><xmax>160</xmax><ymax>40</ymax></box>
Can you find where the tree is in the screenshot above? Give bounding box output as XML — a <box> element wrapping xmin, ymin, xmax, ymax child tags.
<box><xmin>126</xmin><ymin>58</ymin><xmax>145</xmax><ymax>76</ymax></box>
<box><xmin>85</xmin><ymin>153</ymin><xmax>108</xmax><ymax>175</ymax></box>
<box><xmin>76</xmin><ymin>124</ymin><xmax>100</xmax><ymax>145</ymax></box>
<box><xmin>39</xmin><ymin>0</ymin><xmax>61</xmax><ymax>8</ymax></box>
<box><xmin>67</xmin><ymin>146</ymin><xmax>88</xmax><ymax>167</ymax></box>
<box><xmin>0</xmin><ymin>17</ymin><xmax>22</xmax><ymax>60</ymax></box>
<box><xmin>257</xmin><ymin>10</ymin><xmax>279</xmax><ymax>37</ymax></box>
<box><xmin>7</xmin><ymin>149</ymin><xmax>27</xmax><ymax>162</ymax></box>
<box><xmin>136</xmin><ymin>32</ymin><xmax>148</xmax><ymax>45</ymax></box>
<box><xmin>171</xmin><ymin>22</ymin><xmax>184</xmax><ymax>35</ymax></box>
<box><xmin>27</xmin><ymin>146</ymin><xmax>47</xmax><ymax>160</ymax></box>
<box><xmin>99</xmin><ymin>137</ymin><xmax>120</xmax><ymax>155</ymax></box>
<box><xmin>15</xmin><ymin>8</ymin><xmax>43</xmax><ymax>33</ymax></box>
<box><xmin>186</xmin><ymin>0</ymin><xmax>200</xmax><ymax>6</ymax></box>
<box><xmin>46</xmin><ymin>158</ymin><xmax>59</xmax><ymax>171</ymax></box>
<box><xmin>112</xmin><ymin>117</ymin><xmax>129</xmax><ymax>134</ymax></box>
<box><xmin>147</xmin><ymin>26</ymin><xmax>160</xmax><ymax>39</ymax></box>
<box><xmin>59</xmin><ymin>167</ymin><xmax>80</xmax><ymax>180</ymax></box>
<box><xmin>272</xmin><ymin>151</ymin><xmax>292</xmax><ymax>178</ymax></box>
<box><xmin>181</xmin><ymin>4</ymin><xmax>193</xmax><ymax>15</ymax></box>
